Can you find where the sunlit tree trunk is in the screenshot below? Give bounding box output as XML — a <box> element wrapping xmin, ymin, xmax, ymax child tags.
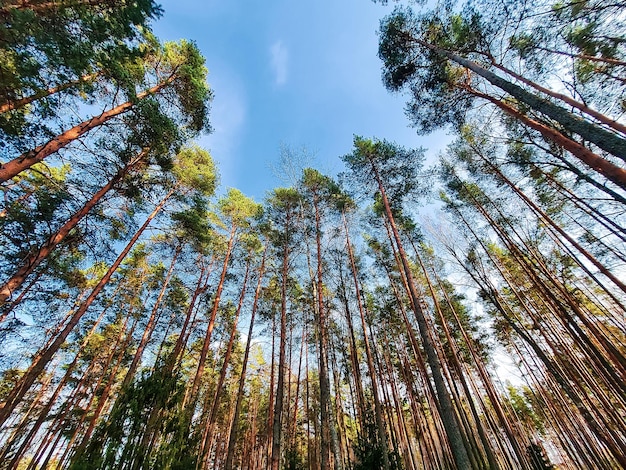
<box><xmin>224</xmin><ymin>246</ymin><xmax>267</xmax><ymax>470</ymax></box>
<box><xmin>187</xmin><ymin>224</ymin><xmax>237</xmax><ymax>406</ymax></box>
<box><xmin>0</xmin><ymin>188</ymin><xmax>174</xmax><ymax>427</ymax></box>
<box><xmin>0</xmin><ymin>151</ymin><xmax>147</xmax><ymax>306</ymax></box>
<box><xmin>0</xmin><ymin>73</ymin><xmax>99</xmax><ymax>114</ymax></box>
<box><xmin>0</xmin><ymin>78</ymin><xmax>176</xmax><ymax>183</ymax></box>
<box><xmin>370</xmin><ymin>160</ymin><xmax>472</xmax><ymax>469</ymax></box>
<box><xmin>342</xmin><ymin>210</ymin><xmax>391</xmax><ymax>470</ymax></box>
<box><xmin>199</xmin><ymin>258</ymin><xmax>251</xmax><ymax>466</ymax></box>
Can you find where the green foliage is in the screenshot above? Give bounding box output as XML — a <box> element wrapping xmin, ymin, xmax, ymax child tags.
<box><xmin>0</xmin><ymin>163</ymin><xmax>72</xmax><ymax>268</ymax></box>
<box><xmin>378</xmin><ymin>7</ymin><xmax>477</xmax><ymax>133</ymax></box>
<box><xmin>218</xmin><ymin>188</ymin><xmax>263</xmax><ymax>228</ymax></box>
<box><xmin>352</xmin><ymin>421</ymin><xmax>401</xmax><ymax>470</ymax></box>
<box><xmin>504</xmin><ymin>384</ymin><xmax>547</xmax><ymax>435</ymax></box>
<box><xmin>342</xmin><ymin>136</ymin><xmax>426</xmax><ymax>204</ymax></box>
<box><xmin>265</xmin><ymin>187</ymin><xmax>303</xmax><ymax>249</ymax></box>
<box><xmin>0</xmin><ymin>0</ymin><xmax>162</xmax><ymax>137</ymax></box>
<box><xmin>171</xmin><ymin>145</ymin><xmax>218</xmax><ymax>196</ymax></box>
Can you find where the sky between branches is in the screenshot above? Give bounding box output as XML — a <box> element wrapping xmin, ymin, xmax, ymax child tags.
<box><xmin>153</xmin><ymin>0</ymin><xmax>450</xmax><ymax>199</ymax></box>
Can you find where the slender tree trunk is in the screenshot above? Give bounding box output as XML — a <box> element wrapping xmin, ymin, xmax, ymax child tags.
<box><xmin>271</xmin><ymin>237</ymin><xmax>290</xmax><ymax>470</ymax></box>
<box><xmin>0</xmin><ymin>0</ymin><xmax>126</xmax><ymax>13</ymax></box>
<box><xmin>417</xmin><ymin>38</ymin><xmax>626</xmax><ymax>161</ymax></box>
<box><xmin>0</xmin><ymin>73</ymin><xmax>99</xmax><ymax>114</ymax></box>
<box><xmin>486</xmin><ymin>57</ymin><xmax>626</xmax><ymax>135</ymax></box>
<box><xmin>0</xmin><ymin>151</ymin><xmax>147</xmax><ymax>305</ymax></box>
<box><xmin>165</xmin><ymin>258</ymin><xmax>212</xmax><ymax>373</ymax></box>
<box><xmin>0</xmin><ymin>76</ymin><xmax>176</xmax><ymax>183</ymax></box>
<box><xmin>311</xmin><ymin>193</ymin><xmax>334</xmax><ymax>470</ymax></box>
<box><xmin>0</xmin><ymin>188</ymin><xmax>174</xmax><ymax>427</ymax></box>
<box><xmin>122</xmin><ymin>244</ymin><xmax>181</xmax><ymax>389</ymax></box>
<box><xmin>266</xmin><ymin>307</ymin><xmax>276</xmax><ymax>469</ymax></box>
<box><xmin>3</xmin><ymin>305</ymin><xmax>109</xmax><ymax>470</ymax></box>
<box><xmin>62</xmin><ymin>313</ymin><xmax>138</xmax><ymax>468</ymax></box>
<box><xmin>342</xmin><ymin>210</ymin><xmax>391</xmax><ymax>470</ymax></box>
<box><xmin>337</xmin><ymin>265</ymin><xmax>365</xmax><ymax>436</ymax></box>
<box><xmin>188</xmin><ymin>224</ymin><xmax>237</xmax><ymax>405</ymax></box>
<box><xmin>199</xmin><ymin>258</ymin><xmax>251</xmax><ymax>467</ymax></box>
<box><xmin>455</xmin><ymin>209</ymin><xmax>626</xmax><ymax>465</ymax></box>
<box><xmin>477</xmin><ymin>152</ymin><xmax>626</xmax><ymax>296</ymax></box>
<box><xmin>467</xmin><ymin>86</ymin><xmax>626</xmax><ymax>189</ymax></box>
<box><xmin>224</xmin><ymin>246</ymin><xmax>267</xmax><ymax>470</ymax></box>
<box><xmin>414</xmin><ymin>247</ymin><xmax>501</xmax><ymax>470</ymax></box>
<box><xmin>370</xmin><ymin>159</ymin><xmax>472</xmax><ymax>469</ymax></box>
<box><xmin>430</xmin><ymin>261</ymin><xmax>530</xmax><ymax>468</ymax></box>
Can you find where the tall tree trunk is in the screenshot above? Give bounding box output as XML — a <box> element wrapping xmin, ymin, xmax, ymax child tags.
<box><xmin>3</xmin><ymin>305</ymin><xmax>109</xmax><ymax>469</ymax></box>
<box><xmin>418</xmin><ymin>39</ymin><xmax>626</xmax><ymax>161</ymax></box>
<box><xmin>311</xmin><ymin>193</ymin><xmax>335</xmax><ymax>470</ymax></box>
<box><xmin>486</xmin><ymin>56</ymin><xmax>626</xmax><ymax>135</ymax></box>
<box><xmin>199</xmin><ymin>258</ymin><xmax>251</xmax><ymax>467</ymax></box>
<box><xmin>0</xmin><ymin>151</ymin><xmax>147</xmax><ymax>306</ymax></box>
<box><xmin>121</xmin><ymin>244</ymin><xmax>181</xmax><ymax>389</ymax></box>
<box><xmin>62</xmin><ymin>313</ymin><xmax>138</xmax><ymax>468</ymax></box>
<box><xmin>370</xmin><ymin>160</ymin><xmax>472</xmax><ymax>469</ymax></box>
<box><xmin>413</xmin><ymin>246</ymin><xmax>502</xmax><ymax>470</ymax></box>
<box><xmin>475</xmin><ymin>150</ymin><xmax>626</xmax><ymax>297</ymax></box>
<box><xmin>224</xmin><ymin>246</ymin><xmax>267</xmax><ymax>470</ymax></box>
<box><xmin>1</xmin><ymin>0</ymin><xmax>129</xmax><ymax>13</ymax></box>
<box><xmin>453</xmin><ymin>205</ymin><xmax>626</xmax><ymax>466</ymax></box>
<box><xmin>466</xmin><ymin>86</ymin><xmax>626</xmax><ymax>189</ymax></box>
<box><xmin>271</xmin><ymin>237</ymin><xmax>290</xmax><ymax>470</ymax></box>
<box><xmin>0</xmin><ymin>188</ymin><xmax>174</xmax><ymax>427</ymax></box>
<box><xmin>165</xmin><ymin>258</ymin><xmax>213</xmax><ymax>373</ymax></box>
<box><xmin>187</xmin><ymin>224</ymin><xmax>237</xmax><ymax>405</ymax></box>
<box><xmin>0</xmin><ymin>76</ymin><xmax>176</xmax><ymax>183</ymax></box>
<box><xmin>342</xmin><ymin>210</ymin><xmax>391</xmax><ymax>470</ymax></box>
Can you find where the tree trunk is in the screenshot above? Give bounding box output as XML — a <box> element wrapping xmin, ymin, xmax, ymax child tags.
<box><xmin>420</xmin><ymin>39</ymin><xmax>626</xmax><ymax>161</ymax></box>
<box><xmin>0</xmin><ymin>151</ymin><xmax>147</xmax><ymax>306</ymax></box>
<box><xmin>0</xmin><ymin>73</ymin><xmax>99</xmax><ymax>114</ymax></box>
<box><xmin>487</xmin><ymin>57</ymin><xmax>626</xmax><ymax>135</ymax></box>
<box><xmin>271</xmin><ymin>237</ymin><xmax>290</xmax><ymax>470</ymax></box>
<box><xmin>224</xmin><ymin>246</ymin><xmax>267</xmax><ymax>470</ymax></box>
<box><xmin>121</xmin><ymin>244</ymin><xmax>181</xmax><ymax>389</ymax></box>
<box><xmin>199</xmin><ymin>258</ymin><xmax>251</xmax><ymax>467</ymax></box>
<box><xmin>370</xmin><ymin>159</ymin><xmax>472</xmax><ymax>469</ymax></box>
<box><xmin>187</xmin><ymin>223</ymin><xmax>237</xmax><ymax>406</ymax></box>
<box><xmin>0</xmin><ymin>188</ymin><xmax>174</xmax><ymax>427</ymax></box>
<box><xmin>0</xmin><ymin>77</ymin><xmax>175</xmax><ymax>183</ymax></box>
<box><xmin>343</xmin><ymin>210</ymin><xmax>391</xmax><ymax>470</ymax></box>
<box><xmin>467</xmin><ymin>86</ymin><xmax>626</xmax><ymax>189</ymax></box>
<box><xmin>311</xmin><ymin>193</ymin><xmax>334</xmax><ymax>470</ymax></box>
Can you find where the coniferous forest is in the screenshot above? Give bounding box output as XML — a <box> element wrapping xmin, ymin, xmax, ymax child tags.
<box><xmin>1</xmin><ymin>0</ymin><xmax>625</xmax><ymax>468</ymax></box>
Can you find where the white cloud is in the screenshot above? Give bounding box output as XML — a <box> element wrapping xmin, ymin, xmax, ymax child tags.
<box><xmin>270</xmin><ymin>41</ymin><xmax>288</xmax><ymax>86</ymax></box>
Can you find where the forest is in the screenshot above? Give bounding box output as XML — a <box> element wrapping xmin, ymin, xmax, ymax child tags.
<box><xmin>0</xmin><ymin>0</ymin><xmax>625</xmax><ymax>469</ymax></box>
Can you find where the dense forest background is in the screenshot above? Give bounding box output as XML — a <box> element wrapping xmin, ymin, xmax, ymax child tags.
<box><xmin>0</xmin><ymin>0</ymin><xmax>625</xmax><ymax>469</ymax></box>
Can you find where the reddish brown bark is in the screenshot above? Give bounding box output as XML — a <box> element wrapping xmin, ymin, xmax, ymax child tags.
<box><xmin>471</xmin><ymin>89</ymin><xmax>626</xmax><ymax>189</ymax></box>
<box><xmin>0</xmin><ymin>73</ymin><xmax>99</xmax><ymax>114</ymax></box>
<box><xmin>187</xmin><ymin>224</ymin><xmax>237</xmax><ymax>405</ymax></box>
<box><xmin>370</xmin><ymin>159</ymin><xmax>472</xmax><ymax>469</ymax></box>
<box><xmin>224</xmin><ymin>246</ymin><xmax>267</xmax><ymax>470</ymax></box>
<box><xmin>0</xmin><ymin>152</ymin><xmax>146</xmax><ymax>306</ymax></box>
<box><xmin>0</xmin><ymin>78</ymin><xmax>174</xmax><ymax>183</ymax></box>
<box><xmin>0</xmin><ymin>188</ymin><xmax>174</xmax><ymax>427</ymax></box>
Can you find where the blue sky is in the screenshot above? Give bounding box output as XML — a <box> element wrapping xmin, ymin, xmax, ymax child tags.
<box><xmin>153</xmin><ymin>0</ymin><xmax>450</xmax><ymax>200</ymax></box>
